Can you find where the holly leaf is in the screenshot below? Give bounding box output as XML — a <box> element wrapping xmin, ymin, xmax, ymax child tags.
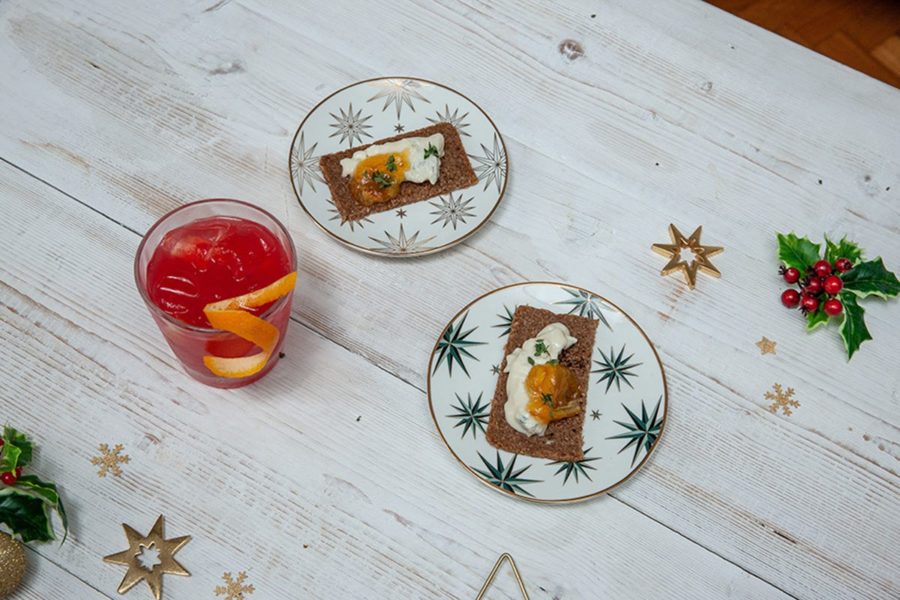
<box><xmin>841</xmin><ymin>257</ymin><xmax>900</xmax><ymax>299</ymax></box>
<box><xmin>777</xmin><ymin>233</ymin><xmax>821</xmax><ymax>271</ymax></box>
<box><xmin>0</xmin><ymin>445</ymin><xmax>21</xmax><ymax>474</ymax></box>
<box><xmin>15</xmin><ymin>475</ymin><xmax>67</xmax><ymax>541</ymax></box>
<box><xmin>839</xmin><ymin>293</ymin><xmax>873</xmax><ymax>360</ymax></box>
<box><xmin>806</xmin><ymin>309</ymin><xmax>829</xmax><ymax>331</ymax></box>
<box><xmin>0</xmin><ymin>489</ymin><xmax>56</xmax><ymax>543</ymax></box>
<box><xmin>2</xmin><ymin>427</ymin><xmax>33</xmax><ymax>469</ymax></box>
<box><xmin>824</xmin><ymin>235</ymin><xmax>862</xmax><ymax>265</ymax></box>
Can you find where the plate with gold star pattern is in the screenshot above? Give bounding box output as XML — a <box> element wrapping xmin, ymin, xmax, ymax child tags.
<box><xmin>288</xmin><ymin>77</ymin><xmax>508</xmax><ymax>257</ymax></box>
<box><xmin>427</xmin><ymin>282</ymin><xmax>668</xmax><ymax>503</ymax></box>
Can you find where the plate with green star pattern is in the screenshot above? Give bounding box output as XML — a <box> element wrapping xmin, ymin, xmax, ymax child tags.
<box><xmin>427</xmin><ymin>282</ymin><xmax>667</xmax><ymax>503</ymax></box>
<box><xmin>288</xmin><ymin>77</ymin><xmax>508</xmax><ymax>257</ymax></box>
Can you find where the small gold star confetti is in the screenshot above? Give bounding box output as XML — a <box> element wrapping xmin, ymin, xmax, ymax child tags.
<box><xmin>651</xmin><ymin>224</ymin><xmax>723</xmax><ymax>289</ymax></box>
<box><xmin>476</xmin><ymin>553</ymin><xmax>529</xmax><ymax>600</ymax></box>
<box><xmin>765</xmin><ymin>383</ymin><xmax>799</xmax><ymax>416</ymax></box>
<box><xmin>104</xmin><ymin>515</ymin><xmax>191</xmax><ymax>600</ymax></box>
<box><xmin>91</xmin><ymin>443</ymin><xmax>130</xmax><ymax>477</ymax></box>
<box><xmin>591</xmin><ymin>410</ymin><xmax>601</xmax><ymax>421</ymax></box>
<box><xmin>215</xmin><ymin>571</ymin><xmax>255</xmax><ymax>599</ymax></box>
<box><xmin>756</xmin><ymin>337</ymin><xmax>777</xmax><ymax>355</ymax></box>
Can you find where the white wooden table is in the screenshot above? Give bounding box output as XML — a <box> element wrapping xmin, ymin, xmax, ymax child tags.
<box><xmin>2</xmin><ymin>1</ymin><xmax>899</xmax><ymax>598</ymax></box>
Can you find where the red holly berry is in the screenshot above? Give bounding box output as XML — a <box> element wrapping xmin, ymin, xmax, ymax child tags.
<box><xmin>835</xmin><ymin>258</ymin><xmax>852</xmax><ymax>272</ymax></box>
<box><xmin>15</xmin><ymin>466</ymin><xmax>22</xmax><ymax>478</ymax></box>
<box><xmin>781</xmin><ymin>289</ymin><xmax>800</xmax><ymax>308</ymax></box>
<box><xmin>813</xmin><ymin>259</ymin><xmax>833</xmax><ymax>278</ymax></box>
<box><xmin>0</xmin><ymin>471</ymin><xmax>17</xmax><ymax>486</ymax></box>
<box><xmin>804</xmin><ymin>277</ymin><xmax>823</xmax><ymax>295</ymax></box>
<box><xmin>824</xmin><ymin>298</ymin><xmax>843</xmax><ymax>316</ymax></box>
<box><xmin>781</xmin><ymin>266</ymin><xmax>801</xmax><ymax>283</ymax></box>
<box><xmin>823</xmin><ymin>275</ymin><xmax>843</xmax><ymax>295</ymax></box>
<box><xmin>801</xmin><ymin>294</ymin><xmax>819</xmax><ymax>313</ymax></box>
<box><xmin>0</xmin><ymin>438</ymin><xmax>4</xmax><ymax>446</ymax></box>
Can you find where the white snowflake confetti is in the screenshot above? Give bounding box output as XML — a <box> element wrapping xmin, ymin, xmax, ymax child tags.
<box><xmin>429</xmin><ymin>192</ymin><xmax>476</xmax><ymax>230</ymax></box>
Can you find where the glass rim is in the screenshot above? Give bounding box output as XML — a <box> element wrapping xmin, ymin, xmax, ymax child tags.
<box><xmin>134</xmin><ymin>198</ymin><xmax>297</xmax><ymax>334</ymax></box>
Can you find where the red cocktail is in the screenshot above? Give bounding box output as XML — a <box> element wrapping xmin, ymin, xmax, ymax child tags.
<box><xmin>135</xmin><ymin>199</ymin><xmax>297</xmax><ymax>388</ymax></box>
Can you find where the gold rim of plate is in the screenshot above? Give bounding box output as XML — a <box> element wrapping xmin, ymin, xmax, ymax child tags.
<box><xmin>287</xmin><ymin>76</ymin><xmax>510</xmax><ymax>258</ymax></box>
<box><xmin>426</xmin><ymin>281</ymin><xmax>669</xmax><ymax>504</ymax></box>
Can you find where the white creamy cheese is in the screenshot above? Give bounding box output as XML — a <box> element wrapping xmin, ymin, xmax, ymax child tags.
<box><xmin>503</xmin><ymin>323</ymin><xmax>577</xmax><ymax>436</ymax></box>
<box><xmin>339</xmin><ymin>134</ymin><xmax>445</xmax><ymax>184</ymax></box>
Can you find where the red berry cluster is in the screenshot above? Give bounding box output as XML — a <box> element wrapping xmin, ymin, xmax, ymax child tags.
<box><xmin>780</xmin><ymin>258</ymin><xmax>851</xmax><ymax>316</ymax></box>
<box><xmin>0</xmin><ymin>437</ymin><xmax>22</xmax><ymax>486</ymax></box>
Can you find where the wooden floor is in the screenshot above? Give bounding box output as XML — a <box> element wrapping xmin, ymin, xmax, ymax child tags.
<box><xmin>708</xmin><ymin>0</ymin><xmax>900</xmax><ymax>87</ymax></box>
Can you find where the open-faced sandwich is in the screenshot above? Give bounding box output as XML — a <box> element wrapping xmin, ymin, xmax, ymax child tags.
<box><xmin>485</xmin><ymin>306</ymin><xmax>598</xmax><ymax>462</ymax></box>
<box><xmin>319</xmin><ymin>122</ymin><xmax>477</xmax><ymax>222</ymax></box>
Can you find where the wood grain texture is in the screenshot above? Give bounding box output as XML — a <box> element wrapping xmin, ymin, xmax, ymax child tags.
<box><xmin>0</xmin><ymin>0</ymin><xmax>898</xmax><ymax>597</ymax></box>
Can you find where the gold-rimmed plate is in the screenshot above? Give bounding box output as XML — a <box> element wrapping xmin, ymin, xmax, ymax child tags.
<box><xmin>289</xmin><ymin>77</ymin><xmax>508</xmax><ymax>257</ymax></box>
<box><xmin>427</xmin><ymin>282</ymin><xmax>668</xmax><ymax>503</ymax></box>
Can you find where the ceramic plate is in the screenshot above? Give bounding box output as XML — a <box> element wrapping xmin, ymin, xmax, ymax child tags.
<box><xmin>427</xmin><ymin>282</ymin><xmax>668</xmax><ymax>503</ymax></box>
<box><xmin>289</xmin><ymin>77</ymin><xmax>508</xmax><ymax>257</ymax></box>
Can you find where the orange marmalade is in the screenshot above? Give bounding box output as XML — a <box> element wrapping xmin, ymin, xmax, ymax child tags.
<box><xmin>348</xmin><ymin>151</ymin><xmax>410</xmax><ymax>205</ymax></box>
<box><xmin>525</xmin><ymin>363</ymin><xmax>582</xmax><ymax>424</ymax></box>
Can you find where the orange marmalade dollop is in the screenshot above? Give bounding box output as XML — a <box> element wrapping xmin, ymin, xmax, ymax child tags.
<box><xmin>524</xmin><ymin>363</ymin><xmax>582</xmax><ymax>425</ymax></box>
<box><xmin>348</xmin><ymin>151</ymin><xmax>410</xmax><ymax>206</ymax></box>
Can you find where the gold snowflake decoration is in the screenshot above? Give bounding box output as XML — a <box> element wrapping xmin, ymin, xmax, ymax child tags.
<box><xmin>765</xmin><ymin>383</ymin><xmax>799</xmax><ymax>416</ymax></box>
<box><xmin>90</xmin><ymin>443</ymin><xmax>130</xmax><ymax>477</ymax></box>
<box><xmin>215</xmin><ymin>571</ymin><xmax>255</xmax><ymax>599</ymax></box>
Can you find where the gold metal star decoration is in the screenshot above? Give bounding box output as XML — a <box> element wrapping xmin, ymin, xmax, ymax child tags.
<box><xmin>651</xmin><ymin>224</ymin><xmax>723</xmax><ymax>289</ymax></box>
<box><xmin>756</xmin><ymin>337</ymin><xmax>777</xmax><ymax>355</ymax></box>
<box><xmin>104</xmin><ymin>515</ymin><xmax>191</xmax><ymax>600</ymax></box>
<box><xmin>91</xmin><ymin>443</ymin><xmax>130</xmax><ymax>477</ymax></box>
<box><xmin>476</xmin><ymin>553</ymin><xmax>529</xmax><ymax>600</ymax></box>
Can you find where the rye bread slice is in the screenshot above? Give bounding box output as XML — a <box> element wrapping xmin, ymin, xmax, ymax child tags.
<box><xmin>319</xmin><ymin>123</ymin><xmax>477</xmax><ymax>222</ymax></box>
<box><xmin>485</xmin><ymin>306</ymin><xmax>598</xmax><ymax>462</ymax></box>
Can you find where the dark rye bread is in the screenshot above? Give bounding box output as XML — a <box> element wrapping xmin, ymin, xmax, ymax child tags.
<box><xmin>319</xmin><ymin>122</ymin><xmax>477</xmax><ymax>222</ymax></box>
<box><xmin>485</xmin><ymin>306</ymin><xmax>598</xmax><ymax>462</ymax></box>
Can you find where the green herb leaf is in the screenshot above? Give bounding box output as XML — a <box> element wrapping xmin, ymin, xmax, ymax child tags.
<box><xmin>386</xmin><ymin>155</ymin><xmax>397</xmax><ymax>172</ymax></box>
<box><xmin>824</xmin><ymin>235</ymin><xmax>862</xmax><ymax>265</ymax></box>
<box><xmin>541</xmin><ymin>393</ymin><xmax>553</xmax><ymax>405</ymax></box>
<box><xmin>527</xmin><ymin>357</ymin><xmax>534</xmax><ymax>366</ymax></box>
<box><xmin>0</xmin><ymin>489</ymin><xmax>56</xmax><ymax>543</ymax></box>
<box><xmin>805</xmin><ymin>309</ymin><xmax>829</xmax><ymax>331</ymax></box>
<box><xmin>777</xmin><ymin>233</ymin><xmax>821</xmax><ymax>271</ymax></box>
<box><xmin>547</xmin><ymin>359</ymin><xmax>559</xmax><ymax>365</ymax></box>
<box><xmin>424</xmin><ymin>144</ymin><xmax>439</xmax><ymax>159</ymax></box>
<box><xmin>840</xmin><ymin>257</ymin><xmax>900</xmax><ymax>299</ymax></box>
<box><xmin>534</xmin><ymin>339</ymin><xmax>548</xmax><ymax>357</ymax></box>
<box><xmin>839</xmin><ymin>293</ymin><xmax>873</xmax><ymax>360</ymax></box>
<box><xmin>372</xmin><ymin>170</ymin><xmax>393</xmax><ymax>188</ymax></box>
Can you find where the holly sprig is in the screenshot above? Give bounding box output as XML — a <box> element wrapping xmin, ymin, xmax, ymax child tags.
<box><xmin>0</xmin><ymin>426</ymin><xmax>67</xmax><ymax>543</ymax></box>
<box><xmin>777</xmin><ymin>233</ymin><xmax>899</xmax><ymax>359</ymax></box>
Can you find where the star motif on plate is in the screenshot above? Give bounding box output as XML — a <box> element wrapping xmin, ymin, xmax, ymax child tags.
<box><xmin>756</xmin><ymin>336</ymin><xmax>776</xmax><ymax>355</ymax></box>
<box><xmin>651</xmin><ymin>224</ymin><xmax>723</xmax><ymax>289</ymax></box>
<box><xmin>426</xmin><ymin>103</ymin><xmax>471</xmax><ymax>136</ymax></box>
<box><xmin>367</xmin><ymin>78</ymin><xmax>430</xmax><ymax>119</ymax></box>
<box><xmin>591</xmin><ymin>410</ymin><xmax>601</xmax><ymax>421</ymax></box>
<box><xmin>91</xmin><ymin>443</ymin><xmax>130</xmax><ymax>477</ymax></box>
<box><xmin>393</xmin><ymin>123</ymin><xmax>405</xmax><ymax>133</ymax></box>
<box><xmin>103</xmin><ymin>515</ymin><xmax>190</xmax><ymax>600</ymax></box>
<box><xmin>490</xmin><ymin>364</ymin><xmax>500</xmax><ymax>375</ymax></box>
<box><xmin>429</xmin><ymin>192</ymin><xmax>476</xmax><ymax>230</ymax></box>
<box><xmin>469</xmin><ymin>133</ymin><xmax>507</xmax><ymax>192</ymax></box>
<box><xmin>328</xmin><ymin>102</ymin><xmax>372</xmax><ymax>147</ymax></box>
<box><xmin>395</xmin><ymin>208</ymin><xmax>407</xmax><ymax>219</ymax></box>
<box><xmin>368</xmin><ymin>224</ymin><xmax>436</xmax><ymax>254</ymax></box>
<box><xmin>290</xmin><ymin>132</ymin><xmax>325</xmax><ymax>195</ymax></box>
<box><xmin>326</xmin><ymin>198</ymin><xmax>372</xmax><ymax>231</ymax></box>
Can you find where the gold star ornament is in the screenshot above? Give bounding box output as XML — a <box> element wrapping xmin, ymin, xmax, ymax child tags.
<box><xmin>756</xmin><ymin>337</ymin><xmax>777</xmax><ymax>355</ymax></box>
<box><xmin>104</xmin><ymin>515</ymin><xmax>191</xmax><ymax>600</ymax></box>
<box><xmin>651</xmin><ymin>224</ymin><xmax>723</xmax><ymax>289</ymax></box>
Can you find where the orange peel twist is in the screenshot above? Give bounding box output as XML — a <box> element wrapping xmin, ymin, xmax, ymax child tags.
<box><xmin>202</xmin><ymin>272</ymin><xmax>297</xmax><ymax>378</ymax></box>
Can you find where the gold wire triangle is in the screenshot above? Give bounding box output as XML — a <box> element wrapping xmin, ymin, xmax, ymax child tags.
<box><xmin>476</xmin><ymin>553</ymin><xmax>530</xmax><ymax>600</ymax></box>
